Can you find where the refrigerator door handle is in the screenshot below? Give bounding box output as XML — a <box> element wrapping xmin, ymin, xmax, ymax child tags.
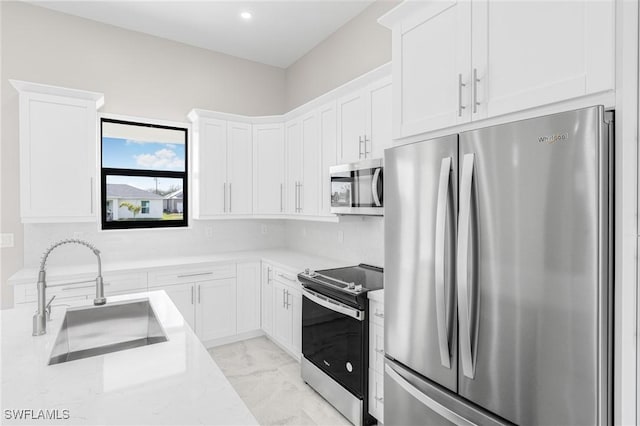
<box><xmin>385</xmin><ymin>364</ymin><xmax>476</xmax><ymax>426</ymax></box>
<box><xmin>458</xmin><ymin>153</ymin><xmax>476</xmax><ymax>379</ymax></box>
<box><xmin>435</xmin><ymin>157</ymin><xmax>452</xmax><ymax>369</ymax></box>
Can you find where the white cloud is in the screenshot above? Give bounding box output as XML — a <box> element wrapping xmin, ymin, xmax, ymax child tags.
<box><xmin>135</xmin><ymin>148</ymin><xmax>184</xmax><ymax>170</ymax></box>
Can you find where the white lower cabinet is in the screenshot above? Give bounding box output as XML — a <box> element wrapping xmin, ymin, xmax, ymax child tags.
<box><xmin>261</xmin><ymin>263</ymin><xmax>275</xmax><ymax>335</ymax></box>
<box><xmin>150</xmin><ymin>263</ymin><xmax>240</xmax><ymax>344</ymax></box>
<box><xmin>262</xmin><ymin>263</ymin><xmax>302</xmax><ymax>359</ymax></box>
<box><xmin>236</xmin><ymin>261</ymin><xmax>261</xmax><ymax>334</ymax></box>
<box><xmin>197</xmin><ymin>278</ymin><xmax>237</xmax><ymax>342</ymax></box>
<box><xmin>369</xmin><ymin>297</ymin><xmax>385</xmax><ymax>423</ymax></box>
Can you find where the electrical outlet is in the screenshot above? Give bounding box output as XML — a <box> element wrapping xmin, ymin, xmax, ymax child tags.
<box><xmin>0</xmin><ymin>233</ymin><xmax>14</xmax><ymax>248</ymax></box>
<box><xmin>205</xmin><ymin>226</ymin><xmax>214</xmax><ymax>239</ymax></box>
<box><xmin>337</xmin><ymin>230</ymin><xmax>344</xmax><ymax>244</ymax></box>
<box><xmin>261</xmin><ymin>224</ymin><xmax>268</xmax><ymax>235</ymax></box>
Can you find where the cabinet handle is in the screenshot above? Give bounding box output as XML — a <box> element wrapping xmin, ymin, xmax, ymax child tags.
<box><xmin>457</xmin><ymin>73</ymin><xmax>466</xmax><ymax>117</ymax></box>
<box><xmin>282</xmin><ymin>289</ymin><xmax>286</xmax><ymax>308</ymax></box>
<box><xmin>472</xmin><ymin>68</ymin><xmax>480</xmax><ymax>114</ymax></box>
<box><xmin>62</xmin><ymin>283</ymin><xmax>110</xmax><ymax>291</ymax></box>
<box><xmin>364</xmin><ymin>135</ymin><xmax>370</xmax><ymax>157</ymax></box>
<box><xmin>223</xmin><ymin>182</ymin><xmax>227</xmax><ymax>213</ymax></box>
<box><xmin>375</xmin><ymin>397</ymin><xmax>384</xmax><ymax>403</ymax></box>
<box><xmin>374</xmin><ymin>312</ymin><xmax>384</xmax><ymax>318</ymax></box>
<box><xmin>198</xmin><ymin>284</ymin><xmax>201</xmax><ymax>304</ymax></box>
<box><xmin>280</xmin><ymin>183</ymin><xmax>284</xmax><ymax>212</ymax></box>
<box><xmin>277</xmin><ymin>272</ymin><xmax>297</xmax><ymax>282</ymax></box>
<box><xmin>229</xmin><ymin>182</ymin><xmax>232</xmax><ymax>213</ymax></box>
<box><xmin>177</xmin><ymin>272</ymin><xmax>213</xmax><ymax>278</ymax></box>
<box><xmin>285</xmin><ymin>290</ymin><xmax>291</xmax><ymax>309</ymax></box>
<box><xmin>268</xmin><ymin>267</ymin><xmax>273</xmax><ymax>283</ymax></box>
<box><xmin>90</xmin><ymin>177</ymin><xmax>94</xmax><ymax>214</ymax></box>
<box><xmin>375</xmin><ymin>348</ymin><xmax>385</xmax><ymax>354</ymax></box>
<box><xmin>299</xmin><ymin>182</ymin><xmax>303</xmax><ymax>213</ymax></box>
<box><xmin>191</xmin><ymin>286</ymin><xmax>195</xmax><ymax>304</ymax></box>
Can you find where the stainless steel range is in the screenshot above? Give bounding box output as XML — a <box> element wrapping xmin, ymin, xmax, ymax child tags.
<box><xmin>298</xmin><ymin>264</ymin><xmax>383</xmax><ymax>426</ymax></box>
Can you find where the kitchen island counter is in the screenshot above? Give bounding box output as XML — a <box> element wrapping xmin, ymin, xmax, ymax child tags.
<box><xmin>0</xmin><ymin>290</ymin><xmax>258</xmax><ymax>425</ymax></box>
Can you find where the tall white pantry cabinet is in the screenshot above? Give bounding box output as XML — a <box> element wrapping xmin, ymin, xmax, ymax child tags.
<box><xmin>379</xmin><ymin>0</ymin><xmax>615</xmax><ymax>138</ymax></box>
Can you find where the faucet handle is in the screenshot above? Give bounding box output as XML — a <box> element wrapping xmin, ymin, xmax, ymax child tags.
<box><xmin>45</xmin><ymin>295</ymin><xmax>56</xmax><ymax>321</ymax></box>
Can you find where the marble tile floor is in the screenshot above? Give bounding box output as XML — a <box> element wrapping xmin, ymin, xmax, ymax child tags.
<box><xmin>208</xmin><ymin>336</ymin><xmax>352</xmax><ymax>426</ymax></box>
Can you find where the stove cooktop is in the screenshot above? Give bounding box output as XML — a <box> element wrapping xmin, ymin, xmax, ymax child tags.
<box><xmin>298</xmin><ymin>264</ymin><xmax>383</xmax><ymax>309</ymax></box>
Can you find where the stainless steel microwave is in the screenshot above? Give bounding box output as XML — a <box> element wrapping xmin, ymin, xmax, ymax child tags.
<box><xmin>330</xmin><ymin>158</ymin><xmax>383</xmax><ymax>216</ymax></box>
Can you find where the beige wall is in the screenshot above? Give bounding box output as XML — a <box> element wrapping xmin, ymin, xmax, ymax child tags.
<box><xmin>284</xmin><ymin>0</ymin><xmax>398</xmax><ymax>110</ymax></box>
<box><xmin>0</xmin><ymin>1</ymin><xmax>286</xmax><ymax>308</ymax></box>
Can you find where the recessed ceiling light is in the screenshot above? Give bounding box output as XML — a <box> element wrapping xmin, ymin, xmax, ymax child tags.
<box><xmin>240</xmin><ymin>11</ymin><xmax>252</xmax><ymax>20</ymax></box>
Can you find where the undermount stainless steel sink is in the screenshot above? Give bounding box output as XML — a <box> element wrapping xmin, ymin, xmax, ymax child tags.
<box><xmin>48</xmin><ymin>298</ymin><xmax>168</xmax><ymax>366</ymax></box>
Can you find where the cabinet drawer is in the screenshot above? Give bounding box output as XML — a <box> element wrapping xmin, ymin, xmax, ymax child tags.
<box><xmin>18</xmin><ymin>274</ymin><xmax>96</xmax><ymax>304</ymax></box>
<box><xmin>148</xmin><ymin>263</ymin><xmax>236</xmax><ymax>287</ymax></box>
<box><xmin>368</xmin><ymin>368</ymin><xmax>384</xmax><ymax>422</ymax></box>
<box><xmin>272</xmin><ymin>267</ymin><xmax>300</xmax><ymax>289</ymax></box>
<box><xmin>370</xmin><ymin>299</ymin><xmax>384</xmax><ymax>327</ymax></box>
<box><xmin>370</xmin><ymin>322</ymin><xmax>385</xmax><ymax>375</ymax></box>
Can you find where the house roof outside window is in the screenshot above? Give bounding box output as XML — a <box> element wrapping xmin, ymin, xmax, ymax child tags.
<box><xmin>106</xmin><ymin>184</ymin><xmax>164</xmax><ymax>199</ymax></box>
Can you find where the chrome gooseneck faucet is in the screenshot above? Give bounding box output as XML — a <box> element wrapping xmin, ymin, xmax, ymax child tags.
<box><xmin>33</xmin><ymin>239</ymin><xmax>106</xmax><ymax>336</ymax></box>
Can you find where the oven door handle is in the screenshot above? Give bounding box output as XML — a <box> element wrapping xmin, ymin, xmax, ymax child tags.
<box><xmin>372</xmin><ymin>168</ymin><xmax>382</xmax><ymax>207</ymax></box>
<box><xmin>302</xmin><ymin>288</ymin><xmax>365</xmax><ymax>321</ymax></box>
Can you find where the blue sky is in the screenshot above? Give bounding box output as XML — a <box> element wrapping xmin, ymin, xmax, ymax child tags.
<box><xmin>103</xmin><ymin>137</ymin><xmax>185</xmax><ymax>192</ymax></box>
<box><xmin>102</xmin><ymin>137</ymin><xmax>185</xmax><ymax>171</ymax></box>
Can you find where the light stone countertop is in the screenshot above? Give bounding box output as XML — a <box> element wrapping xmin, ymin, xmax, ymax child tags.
<box><xmin>0</xmin><ymin>290</ymin><xmax>259</xmax><ymax>425</ymax></box>
<box><xmin>9</xmin><ymin>249</ymin><xmax>347</xmax><ymax>285</ymax></box>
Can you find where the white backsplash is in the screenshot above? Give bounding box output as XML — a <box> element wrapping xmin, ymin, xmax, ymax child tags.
<box><xmin>284</xmin><ymin>216</ymin><xmax>384</xmax><ymax>268</ymax></box>
<box><xmin>23</xmin><ymin>220</ymin><xmax>286</xmax><ymax>268</ymax></box>
<box><xmin>23</xmin><ymin>217</ymin><xmax>383</xmax><ymax>270</ymax></box>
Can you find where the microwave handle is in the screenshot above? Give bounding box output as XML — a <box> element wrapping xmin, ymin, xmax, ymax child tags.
<box><xmin>372</xmin><ymin>168</ymin><xmax>382</xmax><ymax>207</ymax></box>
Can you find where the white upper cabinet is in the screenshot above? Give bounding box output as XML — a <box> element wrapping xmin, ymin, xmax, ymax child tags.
<box><xmin>286</xmin><ymin>113</ymin><xmax>320</xmax><ymax>216</ymax></box>
<box><xmin>337</xmin><ymin>90</ymin><xmax>367</xmax><ymax>164</ymax></box>
<box><xmin>337</xmin><ymin>76</ymin><xmax>394</xmax><ymax>163</ymax></box>
<box><xmin>365</xmin><ymin>76</ymin><xmax>393</xmax><ymax>159</ymax></box>
<box><xmin>190</xmin><ymin>112</ymin><xmax>252</xmax><ymax>218</ymax></box>
<box><xmin>226</xmin><ymin>122</ymin><xmax>253</xmax><ymax>214</ymax></box>
<box><xmin>471</xmin><ymin>0</ymin><xmax>614</xmax><ymax>119</ymax></box>
<box><xmin>11</xmin><ymin>80</ymin><xmax>104</xmax><ymax>223</ymax></box>
<box><xmin>318</xmin><ymin>101</ymin><xmax>337</xmax><ymax>217</ymax></box>
<box><xmin>380</xmin><ymin>0</ymin><xmax>614</xmax><ymax>138</ymax></box>
<box><xmin>253</xmin><ymin>123</ymin><xmax>285</xmax><ymax>215</ymax></box>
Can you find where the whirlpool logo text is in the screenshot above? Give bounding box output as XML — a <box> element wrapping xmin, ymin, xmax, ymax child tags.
<box><xmin>538</xmin><ymin>133</ymin><xmax>569</xmax><ymax>144</ymax></box>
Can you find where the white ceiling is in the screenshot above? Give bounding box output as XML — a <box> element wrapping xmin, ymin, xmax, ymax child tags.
<box><xmin>27</xmin><ymin>0</ymin><xmax>375</xmax><ymax>68</ymax></box>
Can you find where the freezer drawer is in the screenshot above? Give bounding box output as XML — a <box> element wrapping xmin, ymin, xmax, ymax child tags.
<box><xmin>384</xmin><ymin>359</ymin><xmax>511</xmax><ymax>426</ymax></box>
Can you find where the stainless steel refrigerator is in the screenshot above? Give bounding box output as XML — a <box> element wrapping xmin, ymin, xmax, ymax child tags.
<box><xmin>384</xmin><ymin>106</ymin><xmax>613</xmax><ymax>425</ymax></box>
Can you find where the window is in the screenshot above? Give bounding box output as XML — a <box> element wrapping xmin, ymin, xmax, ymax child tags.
<box><xmin>101</xmin><ymin>117</ymin><xmax>188</xmax><ymax>230</ymax></box>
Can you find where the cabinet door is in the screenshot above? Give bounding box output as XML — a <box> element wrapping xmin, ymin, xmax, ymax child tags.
<box><xmin>289</xmin><ymin>286</ymin><xmax>302</xmax><ymax>357</ymax></box>
<box><xmin>261</xmin><ymin>263</ymin><xmax>274</xmax><ymax>335</ymax></box>
<box><xmin>18</xmin><ymin>92</ymin><xmax>99</xmax><ymax>222</ymax></box>
<box><xmin>393</xmin><ymin>1</ymin><xmax>471</xmax><ymax>137</ymax></box>
<box><xmin>472</xmin><ymin>0</ymin><xmax>614</xmax><ymax>119</ymax></box>
<box><xmin>236</xmin><ymin>262</ymin><xmax>260</xmax><ymax>334</ymax></box>
<box><xmin>285</xmin><ymin>119</ymin><xmax>302</xmax><ymax>214</ymax></box>
<box><xmin>272</xmin><ymin>281</ymin><xmax>292</xmax><ymax>347</ymax></box>
<box><xmin>253</xmin><ymin>124</ymin><xmax>285</xmax><ymax>214</ymax></box>
<box><xmin>318</xmin><ymin>102</ymin><xmax>337</xmax><ymax>217</ymax></box>
<box><xmin>196</xmin><ymin>278</ymin><xmax>237</xmax><ymax>342</ymax></box>
<box><xmin>337</xmin><ymin>90</ymin><xmax>366</xmax><ymax>164</ymax></box>
<box><xmin>366</xmin><ymin>77</ymin><xmax>393</xmax><ymax>159</ymax></box>
<box><xmin>195</xmin><ymin>118</ymin><xmax>227</xmax><ymax>217</ymax></box>
<box><xmin>227</xmin><ymin>121</ymin><xmax>252</xmax><ymax>214</ymax></box>
<box><xmin>300</xmin><ymin>112</ymin><xmax>319</xmax><ymax>215</ymax></box>
<box><xmin>159</xmin><ymin>284</ymin><xmax>196</xmax><ymax>331</ymax></box>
